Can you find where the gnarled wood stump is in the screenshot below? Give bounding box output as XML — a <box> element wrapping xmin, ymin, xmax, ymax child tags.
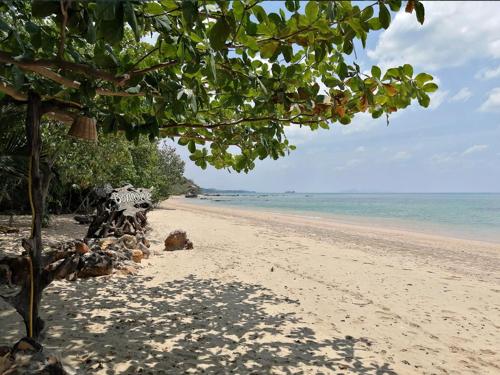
<box><xmin>86</xmin><ymin>185</ymin><xmax>152</xmax><ymax>238</ymax></box>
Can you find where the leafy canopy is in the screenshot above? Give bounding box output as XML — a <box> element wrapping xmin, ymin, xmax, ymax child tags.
<box><xmin>0</xmin><ymin>0</ymin><xmax>436</xmax><ymax>172</ymax></box>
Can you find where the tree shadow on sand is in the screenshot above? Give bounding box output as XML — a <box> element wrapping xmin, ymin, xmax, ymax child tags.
<box><xmin>3</xmin><ymin>275</ymin><xmax>397</xmax><ymax>374</ymax></box>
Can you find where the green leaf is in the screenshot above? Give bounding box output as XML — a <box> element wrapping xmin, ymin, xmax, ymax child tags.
<box><xmin>260</xmin><ymin>41</ymin><xmax>279</xmax><ymax>58</ymax></box>
<box><xmin>337</xmin><ymin>61</ymin><xmax>348</xmax><ymax>80</ymax></box>
<box><xmin>182</xmin><ymin>0</ymin><xmax>198</xmax><ymax>28</ymax></box>
<box><xmin>305</xmin><ymin>1</ymin><xmax>319</xmax><ymax>21</ymax></box>
<box><xmin>282</xmin><ymin>44</ymin><xmax>293</xmax><ymax>63</ymax></box>
<box><xmin>415</xmin><ymin>1</ymin><xmax>425</xmax><ymax>24</ymax></box>
<box><xmin>315</xmin><ymin>43</ymin><xmax>326</xmax><ymax>64</ymax></box>
<box><xmin>97</xmin><ymin>4</ymin><xmax>124</xmax><ymax>46</ymax></box>
<box><xmin>188</xmin><ymin>140</ymin><xmax>196</xmax><ymax>153</ymax></box>
<box><xmin>285</xmin><ymin>0</ymin><xmax>297</xmax><ymax>12</ymax></box>
<box><xmin>209</xmin><ymin>17</ymin><xmax>230</xmax><ymax>50</ymax></box>
<box><xmin>403</xmin><ymin>64</ymin><xmax>413</xmax><ymax>77</ymax></box>
<box><xmin>252</xmin><ymin>5</ymin><xmax>267</xmax><ymax>23</ymax></box>
<box><xmin>96</xmin><ymin>0</ymin><xmax>117</xmax><ymax>20</ymax></box>
<box><xmin>361</xmin><ymin>6</ymin><xmax>374</xmax><ymax>20</ymax></box>
<box><xmin>146</xmin><ymin>2</ymin><xmax>164</xmax><ymax>15</ymax></box>
<box><xmin>418</xmin><ymin>93</ymin><xmax>430</xmax><ymax>107</ymax></box>
<box><xmin>124</xmin><ymin>1</ymin><xmax>140</xmax><ymax>42</ymax></box>
<box><xmin>423</xmin><ymin>82</ymin><xmax>438</xmax><ymax>93</ymax></box>
<box><xmin>415</xmin><ymin>72</ymin><xmax>433</xmax><ymax>86</ymax></box>
<box><xmin>367</xmin><ymin>17</ymin><xmax>382</xmax><ymax>30</ymax></box>
<box><xmin>387</xmin><ymin>0</ymin><xmax>402</xmax><ymax>12</ymax></box>
<box><xmin>379</xmin><ymin>3</ymin><xmax>391</xmax><ymax>29</ymax></box>
<box><xmin>371</xmin><ymin>65</ymin><xmax>381</xmax><ymax>79</ymax></box>
<box><xmin>233</xmin><ymin>0</ymin><xmax>244</xmax><ymax>18</ymax></box>
<box><xmin>343</xmin><ymin>39</ymin><xmax>353</xmax><ymax>54</ymax></box>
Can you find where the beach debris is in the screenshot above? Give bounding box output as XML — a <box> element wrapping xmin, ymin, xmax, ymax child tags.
<box><xmin>73</xmin><ymin>215</ymin><xmax>93</xmax><ymax>225</ymax></box>
<box><xmin>0</xmin><ymin>184</ymin><xmax>155</xmax><ymax>344</ymax></box>
<box><xmin>0</xmin><ymin>338</ymin><xmax>68</xmax><ymax>374</ymax></box>
<box><xmin>164</xmin><ymin>230</ymin><xmax>193</xmax><ymax>251</ymax></box>
<box><xmin>270</xmin><ymin>266</ymin><xmax>274</xmax><ymax>272</ymax></box>
<box><xmin>13</xmin><ymin>337</ymin><xmax>42</xmax><ymax>353</ymax></box>
<box><xmin>0</xmin><ymin>351</ymin><xmax>13</xmax><ymax>374</ymax></box>
<box><xmin>131</xmin><ymin>249</ymin><xmax>143</xmax><ymax>263</ymax></box>
<box><xmin>85</xmin><ymin>185</ymin><xmax>152</xmax><ymax>239</ymax></box>
<box><xmin>75</xmin><ymin>241</ymin><xmax>90</xmax><ymax>255</ymax></box>
<box><xmin>0</xmin><ymin>225</ymin><xmax>19</xmax><ymax>234</ymax></box>
<box><xmin>77</xmin><ymin>251</ymin><xmax>113</xmax><ymax>278</ymax></box>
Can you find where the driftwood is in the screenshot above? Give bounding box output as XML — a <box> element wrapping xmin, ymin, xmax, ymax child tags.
<box><xmin>85</xmin><ymin>185</ymin><xmax>152</xmax><ymax>238</ymax></box>
<box><xmin>0</xmin><ymin>233</ymin><xmax>151</xmax><ymax>293</ymax></box>
<box><xmin>0</xmin><ymin>337</ymin><xmax>67</xmax><ymax>374</ymax></box>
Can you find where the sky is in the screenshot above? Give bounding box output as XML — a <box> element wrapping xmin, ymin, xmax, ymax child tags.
<box><xmin>166</xmin><ymin>1</ymin><xmax>500</xmax><ymax>193</ymax></box>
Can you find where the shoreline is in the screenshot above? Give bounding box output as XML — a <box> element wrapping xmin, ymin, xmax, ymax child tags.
<box><xmin>174</xmin><ymin>196</ymin><xmax>500</xmax><ymax>250</ymax></box>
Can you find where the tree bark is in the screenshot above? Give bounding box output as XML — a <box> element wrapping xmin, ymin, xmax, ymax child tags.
<box><xmin>23</xmin><ymin>91</ymin><xmax>44</xmax><ymax>338</ymax></box>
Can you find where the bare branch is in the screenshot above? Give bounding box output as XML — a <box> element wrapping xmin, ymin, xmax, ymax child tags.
<box><xmin>162</xmin><ymin>113</ymin><xmax>325</xmax><ymax>130</ymax></box>
<box><xmin>128</xmin><ymin>60</ymin><xmax>177</xmax><ymax>78</ymax></box>
<box><xmin>0</xmin><ymin>81</ymin><xmax>27</xmax><ymax>101</ymax></box>
<box><xmin>0</xmin><ymin>51</ymin><xmax>176</xmax><ymax>88</ymax></box>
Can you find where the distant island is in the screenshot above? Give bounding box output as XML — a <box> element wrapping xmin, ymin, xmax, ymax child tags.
<box><xmin>201</xmin><ymin>188</ymin><xmax>256</xmax><ymax>194</ymax></box>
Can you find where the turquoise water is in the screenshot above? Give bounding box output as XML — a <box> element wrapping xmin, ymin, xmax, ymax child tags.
<box><xmin>194</xmin><ymin>193</ymin><xmax>500</xmax><ymax>242</ymax></box>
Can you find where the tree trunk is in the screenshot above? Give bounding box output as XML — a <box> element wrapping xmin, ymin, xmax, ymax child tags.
<box><xmin>22</xmin><ymin>91</ymin><xmax>44</xmax><ymax>338</ymax></box>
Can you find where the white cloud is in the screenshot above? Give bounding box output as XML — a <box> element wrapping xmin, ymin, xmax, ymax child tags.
<box><xmin>475</xmin><ymin>65</ymin><xmax>500</xmax><ymax>80</ymax></box>
<box><xmin>285</xmin><ymin>125</ymin><xmax>323</xmax><ymax>145</ymax></box>
<box><xmin>431</xmin><ymin>145</ymin><xmax>489</xmax><ymax>165</ymax></box>
<box><xmin>449</xmin><ymin>88</ymin><xmax>472</xmax><ymax>103</ymax></box>
<box><xmin>391</xmin><ymin>151</ymin><xmax>411</xmax><ymax>161</ymax></box>
<box><xmin>368</xmin><ymin>2</ymin><xmax>500</xmax><ymax>71</ymax></box>
<box><xmin>355</xmin><ymin>146</ymin><xmax>365</xmax><ymax>152</ymax></box>
<box><xmin>429</xmin><ymin>89</ymin><xmax>449</xmax><ymax>110</ymax></box>
<box><xmin>479</xmin><ymin>88</ymin><xmax>500</xmax><ymax>112</ymax></box>
<box><xmin>335</xmin><ymin>158</ymin><xmax>363</xmax><ymax>171</ymax></box>
<box><xmin>462</xmin><ymin>144</ymin><xmax>488</xmax><ymax>156</ymax></box>
<box><xmin>431</xmin><ymin>153</ymin><xmax>457</xmax><ymax>164</ymax></box>
<box><xmin>340</xmin><ymin>112</ymin><xmax>385</xmax><ymax>134</ymax></box>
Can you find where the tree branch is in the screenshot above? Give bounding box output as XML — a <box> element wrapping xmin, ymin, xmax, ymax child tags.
<box><xmin>128</xmin><ymin>60</ymin><xmax>177</xmax><ymax>78</ymax></box>
<box><xmin>162</xmin><ymin>113</ymin><xmax>324</xmax><ymax>130</ymax></box>
<box><xmin>0</xmin><ymin>81</ymin><xmax>27</xmax><ymax>101</ymax></box>
<box><xmin>0</xmin><ymin>51</ymin><xmax>176</xmax><ymax>87</ymax></box>
<box><xmin>58</xmin><ymin>0</ymin><xmax>71</xmax><ymax>59</ymax></box>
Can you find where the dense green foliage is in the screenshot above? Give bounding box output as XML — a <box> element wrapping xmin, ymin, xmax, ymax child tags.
<box><xmin>0</xmin><ymin>108</ymin><xmax>189</xmax><ymax>213</ymax></box>
<box><xmin>0</xmin><ymin>0</ymin><xmax>436</xmax><ymax>173</ymax></box>
<box><xmin>44</xmin><ymin>129</ymin><xmax>189</xmax><ymax>210</ymax></box>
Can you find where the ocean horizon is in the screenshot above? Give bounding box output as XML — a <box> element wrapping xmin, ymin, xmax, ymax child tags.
<box><xmin>192</xmin><ymin>192</ymin><xmax>500</xmax><ymax>243</ymax></box>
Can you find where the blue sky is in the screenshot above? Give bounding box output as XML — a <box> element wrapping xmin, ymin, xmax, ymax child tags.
<box><xmin>168</xmin><ymin>1</ymin><xmax>500</xmax><ymax>193</ymax></box>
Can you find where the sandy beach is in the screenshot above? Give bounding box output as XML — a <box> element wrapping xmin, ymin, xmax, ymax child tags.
<box><xmin>1</xmin><ymin>196</ymin><xmax>500</xmax><ymax>374</ymax></box>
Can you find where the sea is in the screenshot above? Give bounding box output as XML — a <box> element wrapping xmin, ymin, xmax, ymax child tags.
<box><xmin>193</xmin><ymin>193</ymin><xmax>500</xmax><ymax>243</ymax></box>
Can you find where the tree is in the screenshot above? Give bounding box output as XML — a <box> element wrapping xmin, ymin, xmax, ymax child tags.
<box><xmin>0</xmin><ymin>0</ymin><xmax>436</xmax><ymax>340</ymax></box>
